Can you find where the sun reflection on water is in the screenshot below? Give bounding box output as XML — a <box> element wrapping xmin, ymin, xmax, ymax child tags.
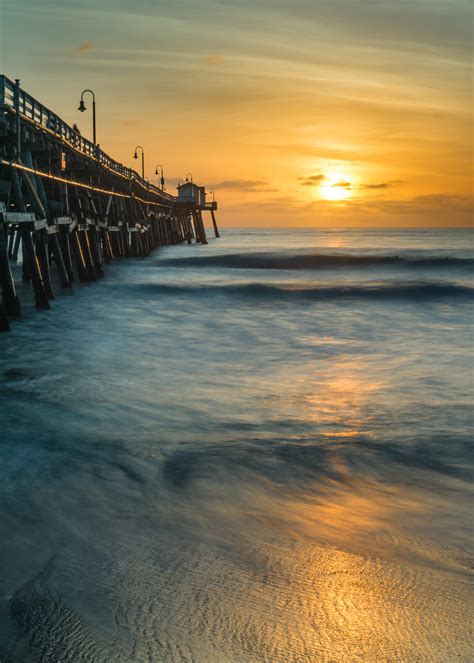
<box><xmin>298</xmin><ymin>360</ymin><xmax>383</xmax><ymax>440</ymax></box>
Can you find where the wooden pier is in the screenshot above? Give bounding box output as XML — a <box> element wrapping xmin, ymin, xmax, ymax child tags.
<box><xmin>0</xmin><ymin>75</ymin><xmax>219</xmax><ymax>330</ymax></box>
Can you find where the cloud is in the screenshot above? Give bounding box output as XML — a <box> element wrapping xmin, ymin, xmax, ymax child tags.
<box><xmin>333</xmin><ymin>180</ymin><xmax>351</xmax><ymax>188</ymax></box>
<box><xmin>73</xmin><ymin>41</ymin><xmax>93</xmax><ymax>55</ymax></box>
<box><xmin>396</xmin><ymin>193</ymin><xmax>473</xmax><ymax>215</ymax></box>
<box><xmin>204</xmin><ymin>55</ymin><xmax>224</xmax><ymax>65</ymax></box>
<box><xmin>359</xmin><ymin>180</ymin><xmax>403</xmax><ymax>190</ymax></box>
<box><xmin>211</xmin><ymin>179</ymin><xmax>268</xmax><ymax>191</ymax></box>
<box><xmin>360</xmin><ymin>182</ymin><xmax>389</xmax><ymax>189</ymax></box>
<box><xmin>299</xmin><ymin>174</ymin><xmax>326</xmax><ymax>186</ymax></box>
<box><xmin>313</xmin><ymin>193</ymin><xmax>474</xmax><ymax>219</ymax></box>
<box><xmin>222</xmin><ymin>191</ymin><xmax>473</xmax><ymax>227</ymax></box>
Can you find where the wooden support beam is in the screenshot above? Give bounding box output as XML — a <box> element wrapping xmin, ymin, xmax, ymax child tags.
<box><xmin>50</xmin><ymin>231</ymin><xmax>72</xmax><ymax>289</ymax></box>
<box><xmin>34</xmin><ymin>227</ymin><xmax>55</xmax><ymax>299</ymax></box>
<box><xmin>9</xmin><ymin>168</ymin><xmax>50</xmax><ymax>308</ymax></box>
<box><xmin>0</xmin><ymin>216</ymin><xmax>21</xmax><ymax>317</ymax></box>
<box><xmin>0</xmin><ymin>303</ymin><xmax>10</xmax><ymax>331</ymax></box>
<box><xmin>71</xmin><ymin>230</ymin><xmax>89</xmax><ymax>283</ymax></box>
<box><xmin>71</xmin><ymin>189</ymin><xmax>97</xmax><ymax>280</ymax></box>
<box><xmin>57</xmin><ymin>217</ymin><xmax>74</xmax><ymax>283</ymax></box>
<box><xmin>22</xmin><ymin>228</ymin><xmax>50</xmax><ymax>308</ymax></box>
<box><xmin>192</xmin><ymin>209</ymin><xmax>208</xmax><ymax>244</ymax></box>
<box><xmin>210</xmin><ymin>209</ymin><xmax>220</xmax><ymax>238</ymax></box>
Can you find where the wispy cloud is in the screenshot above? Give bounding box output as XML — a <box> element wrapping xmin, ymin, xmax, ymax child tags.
<box><xmin>211</xmin><ymin>179</ymin><xmax>271</xmax><ymax>192</ymax></box>
<box><xmin>203</xmin><ymin>55</ymin><xmax>224</xmax><ymax>65</ymax></box>
<box><xmin>300</xmin><ymin>176</ymin><xmax>352</xmax><ymax>189</ymax></box>
<box><xmin>4</xmin><ymin>0</ymin><xmax>468</xmax><ymax>228</ymax></box>
<box><xmin>359</xmin><ymin>180</ymin><xmax>403</xmax><ymax>190</ymax></box>
<box><xmin>224</xmin><ymin>191</ymin><xmax>473</xmax><ymax>227</ymax></box>
<box><xmin>299</xmin><ymin>174</ymin><xmax>326</xmax><ymax>186</ymax></box>
<box><xmin>73</xmin><ymin>40</ymin><xmax>93</xmax><ymax>55</ymax></box>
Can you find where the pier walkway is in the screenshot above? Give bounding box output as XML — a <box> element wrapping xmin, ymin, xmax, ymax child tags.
<box><xmin>0</xmin><ymin>75</ymin><xmax>219</xmax><ymax>330</ymax></box>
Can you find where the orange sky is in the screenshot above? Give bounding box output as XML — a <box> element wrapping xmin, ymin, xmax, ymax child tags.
<box><xmin>1</xmin><ymin>0</ymin><xmax>472</xmax><ymax>226</ymax></box>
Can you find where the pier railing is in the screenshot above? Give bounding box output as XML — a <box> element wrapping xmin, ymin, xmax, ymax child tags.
<box><xmin>0</xmin><ymin>75</ymin><xmax>175</xmax><ymax>202</ymax></box>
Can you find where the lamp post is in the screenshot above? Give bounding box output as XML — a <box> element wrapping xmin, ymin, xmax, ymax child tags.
<box><xmin>133</xmin><ymin>146</ymin><xmax>145</xmax><ymax>179</ymax></box>
<box><xmin>155</xmin><ymin>164</ymin><xmax>165</xmax><ymax>190</ymax></box>
<box><xmin>210</xmin><ymin>189</ymin><xmax>216</xmax><ymax>203</ymax></box>
<box><xmin>78</xmin><ymin>89</ymin><xmax>97</xmax><ymax>145</ymax></box>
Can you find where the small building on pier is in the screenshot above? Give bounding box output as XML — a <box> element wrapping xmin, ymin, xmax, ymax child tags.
<box><xmin>177</xmin><ymin>182</ymin><xmax>206</xmax><ymax>207</ymax></box>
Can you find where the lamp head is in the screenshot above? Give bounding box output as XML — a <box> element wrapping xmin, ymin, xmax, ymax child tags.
<box><xmin>155</xmin><ymin>168</ymin><xmax>158</xmax><ymax>175</ymax></box>
<box><xmin>78</xmin><ymin>99</ymin><xmax>86</xmax><ymax>112</ymax></box>
<box><xmin>133</xmin><ymin>151</ymin><xmax>138</xmax><ymax>159</ymax></box>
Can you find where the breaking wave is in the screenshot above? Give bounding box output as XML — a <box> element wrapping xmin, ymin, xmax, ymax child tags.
<box><xmin>157</xmin><ymin>252</ymin><xmax>474</xmax><ymax>271</ymax></box>
<box><xmin>143</xmin><ymin>281</ymin><xmax>473</xmax><ymax>301</ymax></box>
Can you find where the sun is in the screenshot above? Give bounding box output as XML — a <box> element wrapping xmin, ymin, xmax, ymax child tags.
<box><xmin>319</xmin><ymin>173</ymin><xmax>352</xmax><ymax>201</ymax></box>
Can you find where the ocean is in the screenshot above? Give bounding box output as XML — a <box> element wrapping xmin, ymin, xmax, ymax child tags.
<box><xmin>0</xmin><ymin>227</ymin><xmax>472</xmax><ymax>662</ymax></box>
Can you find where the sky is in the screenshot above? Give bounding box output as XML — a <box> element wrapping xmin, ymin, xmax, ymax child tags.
<box><xmin>0</xmin><ymin>0</ymin><xmax>472</xmax><ymax>227</ymax></box>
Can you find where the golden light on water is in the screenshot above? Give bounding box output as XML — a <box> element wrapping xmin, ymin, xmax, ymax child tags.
<box><xmin>301</xmin><ymin>360</ymin><xmax>381</xmax><ymax>436</ymax></box>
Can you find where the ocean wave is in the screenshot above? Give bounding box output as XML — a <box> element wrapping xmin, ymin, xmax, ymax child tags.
<box><xmin>161</xmin><ymin>433</ymin><xmax>473</xmax><ymax>494</ymax></box>
<box><xmin>157</xmin><ymin>252</ymin><xmax>474</xmax><ymax>271</ymax></box>
<box><xmin>143</xmin><ymin>281</ymin><xmax>473</xmax><ymax>301</ymax></box>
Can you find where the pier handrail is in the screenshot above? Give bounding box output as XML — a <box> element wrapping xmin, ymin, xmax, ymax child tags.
<box><xmin>0</xmin><ymin>75</ymin><xmax>175</xmax><ymax>203</ymax></box>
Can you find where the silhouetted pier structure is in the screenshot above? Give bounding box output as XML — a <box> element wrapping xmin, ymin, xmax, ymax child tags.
<box><xmin>0</xmin><ymin>75</ymin><xmax>219</xmax><ymax>330</ymax></box>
